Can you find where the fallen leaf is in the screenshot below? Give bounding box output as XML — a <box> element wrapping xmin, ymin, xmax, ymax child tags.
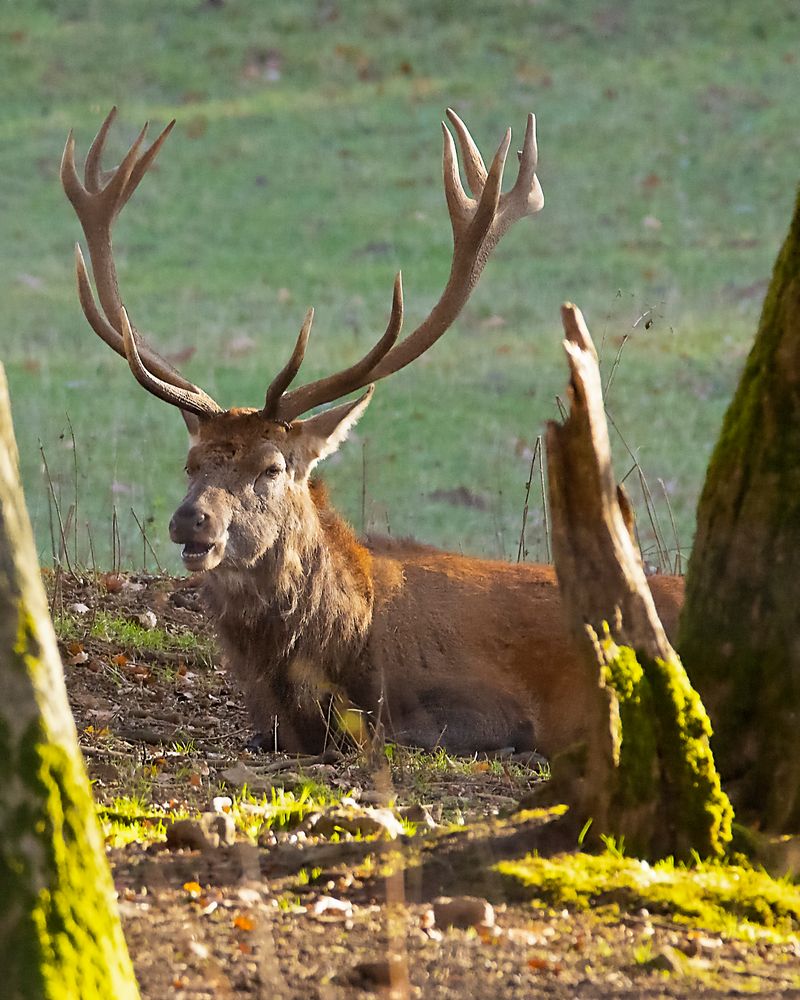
<box><xmin>233</xmin><ymin>914</ymin><xmax>255</xmax><ymax>931</ymax></box>
<box><xmin>183</xmin><ymin>881</ymin><xmax>203</xmax><ymax>897</ymax></box>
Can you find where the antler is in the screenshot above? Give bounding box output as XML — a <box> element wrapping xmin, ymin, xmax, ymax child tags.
<box><xmin>61</xmin><ymin>107</ymin><xmax>223</xmax><ymax>418</ymax></box>
<box><xmin>264</xmin><ymin>109</ymin><xmax>544</xmax><ymax>423</ymax></box>
<box><xmin>64</xmin><ymin>109</ymin><xmax>542</xmax><ymax>425</ymax></box>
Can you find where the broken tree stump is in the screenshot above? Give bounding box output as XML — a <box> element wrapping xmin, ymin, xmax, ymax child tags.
<box><xmin>544</xmin><ymin>303</ymin><xmax>732</xmax><ymax>860</ymax></box>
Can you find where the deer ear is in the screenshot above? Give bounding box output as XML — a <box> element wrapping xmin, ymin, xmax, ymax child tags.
<box><xmin>291</xmin><ymin>386</ymin><xmax>374</xmax><ymax>477</ymax></box>
<box><xmin>182</xmin><ymin>410</ymin><xmax>202</xmax><ymax>443</ymax></box>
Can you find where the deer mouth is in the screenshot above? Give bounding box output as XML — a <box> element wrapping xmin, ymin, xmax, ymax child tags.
<box><xmin>180</xmin><ymin>540</ymin><xmax>225</xmax><ymax>571</ymax></box>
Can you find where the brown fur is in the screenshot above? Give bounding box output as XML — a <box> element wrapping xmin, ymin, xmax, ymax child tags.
<box><xmin>169</xmin><ymin>410</ymin><xmax>684</xmax><ymax>756</ymax></box>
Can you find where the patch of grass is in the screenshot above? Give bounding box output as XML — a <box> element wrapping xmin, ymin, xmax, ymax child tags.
<box><xmin>386</xmin><ymin>743</ymin><xmax>541</xmax><ymax>781</ymax></box>
<box><xmin>5</xmin><ymin>0</ymin><xmax>799</xmax><ymax>568</ymax></box>
<box><xmin>97</xmin><ymin>795</ymin><xmax>186</xmax><ymax>848</ymax></box>
<box><xmin>496</xmin><ymin>851</ymin><xmax>800</xmax><ymax>941</ymax></box>
<box><xmin>55</xmin><ymin>609</ymin><xmax>214</xmax><ymax>660</ymax></box>
<box><xmin>229</xmin><ymin>782</ymin><xmax>342</xmax><ymax>841</ymax></box>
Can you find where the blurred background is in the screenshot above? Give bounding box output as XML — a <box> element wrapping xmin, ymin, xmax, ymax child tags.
<box><xmin>1</xmin><ymin>0</ymin><xmax>798</xmax><ymax>572</ymax></box>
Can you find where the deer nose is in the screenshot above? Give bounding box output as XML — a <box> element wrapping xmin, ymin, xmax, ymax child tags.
<box><xmin>169</xmin><ymin>502</ymin><xmax>210</xmax><ymax>540</ymax></box>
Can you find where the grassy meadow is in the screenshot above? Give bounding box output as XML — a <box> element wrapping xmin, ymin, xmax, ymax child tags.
<box><xmin>2</xmin><ymin>0</ymin><xmax>799</xmax><ymax>571</ymax></box>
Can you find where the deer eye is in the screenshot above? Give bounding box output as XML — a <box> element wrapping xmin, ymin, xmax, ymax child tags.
<box><xmin>254</xmin><ymin>463</ymin><xmax>284</xmax><ymax>494</ymax></box>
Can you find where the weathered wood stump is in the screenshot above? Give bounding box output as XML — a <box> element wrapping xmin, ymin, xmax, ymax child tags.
<box><xmin>544</xmin><ymin>304</ymin><xmax>732</xmax><ymax>860</ymax></box>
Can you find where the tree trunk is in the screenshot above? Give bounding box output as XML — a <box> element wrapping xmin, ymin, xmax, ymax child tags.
<box><xmin>545</xmin><ymin>305</ymin><xmax>732</xmax><ymax>860</ymax></box>
<box><xmin>679</xmin><ymin>187</ymin><xmax>800</xmax><ymax>832</ymax></box>
<box><xmin>0</xmin><ymin>365</ymin><xmax>139</xmax><ymax>998</ymax></box>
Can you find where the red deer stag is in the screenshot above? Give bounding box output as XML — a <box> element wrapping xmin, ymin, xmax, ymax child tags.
<box><xmin>62</xmin><ymin>108</ymin><xmax>683</xmax><ymax>756</ymax></box>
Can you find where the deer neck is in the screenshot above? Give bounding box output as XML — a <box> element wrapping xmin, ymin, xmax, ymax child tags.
<box><xmin>204</xmin><ymin>480</ymin><xmax>374</xmax><ymax>675</ymax></box>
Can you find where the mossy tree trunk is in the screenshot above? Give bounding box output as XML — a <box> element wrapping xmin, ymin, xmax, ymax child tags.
<box><xmin>0</xmin><ymin>365</ymin><xmax>139</xmax><ymax>999</ymax></box>
<box><xmin>679</xmin><ymin>187</ymin><xmax>800</xmax><ymax>832</ymax></box>
<box><xmin>545</xmin><ymin>305</ymin><xmax>732</xmax><ymax>860</ymax></box>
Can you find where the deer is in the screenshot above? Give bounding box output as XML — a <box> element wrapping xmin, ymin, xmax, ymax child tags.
<box><xmin>61</xmin><ymin>108</ymin><xmax>684</xmax><ymax>758</ymax></box>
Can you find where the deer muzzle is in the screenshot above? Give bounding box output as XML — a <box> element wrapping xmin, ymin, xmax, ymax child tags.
<box><xmin>169</xmin><ymin>501</ymin><xmax>226</xmax><ymax>571</ymax></box>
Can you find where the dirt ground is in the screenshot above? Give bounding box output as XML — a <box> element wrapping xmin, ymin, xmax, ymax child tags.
<box><xmin>53</xmin><ymin>571</ymin><xmax>800</xmax><ymax>999</ymax></box>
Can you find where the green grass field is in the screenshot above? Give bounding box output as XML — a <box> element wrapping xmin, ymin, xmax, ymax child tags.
<box><xmin>2</xmin><ymin>0</ymin><xmax>799</xmax><ymax>571</ymax></box>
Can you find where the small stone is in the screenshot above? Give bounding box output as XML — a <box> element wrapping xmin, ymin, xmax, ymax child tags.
<box><xmin>644</xmin><ymin>946</ymin><xmax>684</xmax><ymax>974</ymax></box>
<box><xmin>220</xmin><ymin>763</ymin><xmax>273</xmax><ymax>793</ymax></box>
<box><xmin>397</xmin><ymin>803</ymin><xmax>437</xmax><ymax>829</ymax></box>
<box><xmin>347</xmin><ymin>957</ymin><xmax>405</xmax><ymax>988</ymax></box>
<box><xmin>312</xmin><ymin>895</ymin><xmax>352</xmax><ymax>917</ymax></box>
<box><xmin>69</xmin><ymin>602</ymin><xmax>90</xmax><ymax>615</ymax></box>
<box><xmin>510</xmin><ymin>749</ymin><xmax>550</xmax><ymax>770</ymax></box>
<box><xmin>137</xmin><ymin>610</ymin><xmax>158</xmax><ymax>629</ymax></box>
<box><xmin>188</xmin><ymin>941</ymin><xmax>209</xmax><ymax>959</ymax></box>
<box><xmin>308</xmin><ymin>806</ymin><xmax>404</xmax><ymax>840</ymax></box>
<box><xmin>432</xmin><ymin>895</ymin><xmax>495</xmax><ymax>931</ymax></box>
<box><xmin>90</xmin><ymin>761</ymin><xmax>120</xmax><ymax>785</ymax></box>
<box><xmin>165</xmin><ymin>819</ymin><xmax>211</xmax><ymax>851</ymax></box>
<box><xmin>199</xmin><ymin>811</ymin><xmax>236</xmax><ymax>847</ymax></box>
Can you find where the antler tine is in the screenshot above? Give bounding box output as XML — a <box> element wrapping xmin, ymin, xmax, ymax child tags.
<box><xmin>264</xmin><ymin>307</ymin><xmax>315</xmax><ymax>417</ymax></box>
<box><xmin>500</xmin><ymin>113</ymin><xmax>544</xmax><ymax>231</ymax></box>
<box><xmin>120</xmin><ymin>307</ymin><xmax>222</xmax><ymax>417</ymax></box>
<box><xmin>262</xmin><ymin>112</ymin><xmax>543</xmax><ymax>421</ymax></box>
<box><xmin>467</xmin><ymin>127</ymin><xmax>511</xmax><ymax>251</ymax></box>
<box><xmin>63</xmin><ymin>110</ymin><xmax>214</xmax><ymax>406</ymax></box>
<box><xmin>84</xmin><ymin>106</ymin><xmax>118</xmax><ymax>194</ymax></box>
<box><xmin>119</xmin><ymin>119</ymin><xmax>176</xmax><ymax>212</ymax></box>
<box><xmin>273</xmin><ymin>274</ymin><xmax>404</xmax><ymax>423</ymax></box>
<box><xmin>441</xmin><ymin>122</ymin><xmax>473</xmax><ymax>232</ymax></box>
<box><xmin>444</xmin><ymin>107</ymin><xmax>487</xmax><ymax>198</ymax></box>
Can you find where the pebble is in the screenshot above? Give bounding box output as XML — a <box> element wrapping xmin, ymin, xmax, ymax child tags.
<box><xmin>432</xmin><ymin>895</ymin><xmax>495</xmax><ymax>931</ymax></box>
<box><xmin>165</xmin><ymin>819</ymin><xmax>211</xmax><ymax>851</ymax></box>
<box><xmin>308</xmin><ymin>806</ymin><xmax>405</xmax><ymax>840</ymax></box>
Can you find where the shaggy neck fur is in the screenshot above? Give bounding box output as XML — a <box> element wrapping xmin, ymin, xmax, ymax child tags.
<box><xmin>203</xmin><ymin>480</ymin><xmax>374</xmax><ymax>684</ymax></box>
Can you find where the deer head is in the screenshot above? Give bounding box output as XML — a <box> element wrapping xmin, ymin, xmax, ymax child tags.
<box><xmin>62</xmin><ymin>108</ymin><xmax>544</xmax><ymax>572</ymax></box>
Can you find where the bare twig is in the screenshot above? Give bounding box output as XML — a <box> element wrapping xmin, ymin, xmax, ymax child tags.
<box><xmin>130</xmin><ymin>507</ymin><xmax>164</xmax><ymax>573</ymax></box>
<box><xmin>657</xmin><ymin>478</ymin><xmax>684</xmax><ymax>575</ymax></box>
<box><xmin>39</xmin><ymin>442</ymin><xmax>76</xmax><ymax>577</ymax></box>
<box><xmin>516</xmin><ymin>437</ymin><xmax>541</xmax><ymax>563</ymax></box>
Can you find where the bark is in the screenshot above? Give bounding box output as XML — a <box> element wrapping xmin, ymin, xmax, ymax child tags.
<box><xmin>679</xmin><ymin>186</ymin><xmax>800</xmax><ymax>832</ymax></box>
<box><xmin>545</xmin><ymin>305</ymin><xmax>732</xmax><ymax>860</ymax></box>
<box><xmin>0</xmin><ymin>365</ymin><xmax>139</xmax><ymax>999</ymax></box>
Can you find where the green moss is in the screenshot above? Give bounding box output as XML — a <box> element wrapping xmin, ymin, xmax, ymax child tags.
<box><xmin>595</xmin><ymin>634</ymin><xmax>732</xmax><ymax>860</ymax></box>
<box><xmin>497</xmin><ymin>851</ymin><xmax>800</xmax><ymax>941</ymax></box>
<box><xmin>0</xmin><ymin>609</ymin><xmax>139</xmax><ymax>999</ymax></box>
<box><xmin>600</xmin><ymin>639</ymin><xmax>659</xmax><ymax>804</ymax></box>
<box><xmin>96</xmin><ymin>797</ymin><xmax>184</xmax><ymax>849</ymax></box>
<box><xmin>646</xmin><ymin>655</ymin><xmax>733</xmax><ymax>858</ymax></box>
